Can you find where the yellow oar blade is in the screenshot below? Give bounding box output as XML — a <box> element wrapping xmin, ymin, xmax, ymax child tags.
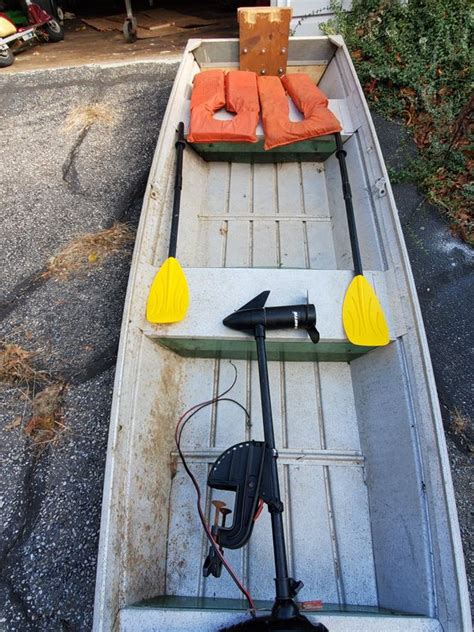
<box><xmin>343</xmin><ymin>275</ymin><xmax>389</xmax><ymax>347</ymax></box>
<box><xmin>146</xmin><ymin>257</ymin><xmax>190</xmax><ymax>324</ymax></box>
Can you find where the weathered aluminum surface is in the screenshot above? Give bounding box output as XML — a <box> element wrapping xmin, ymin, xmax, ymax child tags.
<box><xmin>142</xmin><ymin>267</ymin><xmax>405</xmax><ymax>350</ymax></box>
<box><xmin>93</xmin><ymin>37</ymin><xmax>471</xmax><ymax>632</ymax></box>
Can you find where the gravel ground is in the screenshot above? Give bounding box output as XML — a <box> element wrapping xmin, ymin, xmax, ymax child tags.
<box><xmin>0</xmin><ymin>64</ymin><xmax>472</xmax><ymax>631</ymax></box>
<box><xmin>0</xmin><ymin>61</ymin><xmax>178</xmax><ymax>632</ymax></box>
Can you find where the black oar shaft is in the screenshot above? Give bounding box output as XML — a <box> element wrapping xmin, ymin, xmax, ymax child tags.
<box><xmin>335</xmin><ymin>133</ymin><xmax>363</xmax><ymax>277</ymax></box>
<box><xmin>255</xmin><ymin>325</ymin><xmax>294</xmax><ymax>613</ymax></box>
<box><xmin>168</xmin><ymin>121</ymin><xmax>186</xmax><ymax>259</ymax></box>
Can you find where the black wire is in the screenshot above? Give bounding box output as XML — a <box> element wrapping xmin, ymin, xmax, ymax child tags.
<box><xmin>175</xmin><ymin>362</ymin><xmax>256</xmax><ymax>615</ymax></box>
<box><xmin>178</xmin><ymin>397</ymin><xmax>251</xmax><ymax>446</ymax></box>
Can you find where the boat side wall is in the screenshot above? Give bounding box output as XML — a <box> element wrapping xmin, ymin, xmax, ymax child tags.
<box><xmin>323</xmin><ymin>40</ymin><xmax>471</xmax><ymax>631</ymax></box>
<box><xmin>352</xmin><ymin>343</ymin><xmax>434</xmax><ymax>614</ymax></box>
<box><xmin>92</xmin><ymin>46</ymin><xmax>195</xmax><ymax>632</ymax></box>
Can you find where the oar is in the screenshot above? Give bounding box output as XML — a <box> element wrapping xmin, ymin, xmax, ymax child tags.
<box><xmin>335</xmin><ymin>132</ymin><xmax>389</xmax><ymax>347</ymax></box>
<box><xmin>146</xmin><ymin>122</ymin><xmax>190</xmax><ymax>324</ymax></box>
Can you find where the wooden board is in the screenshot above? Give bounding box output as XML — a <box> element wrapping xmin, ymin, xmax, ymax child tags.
<box><xmin>82</xmin><ymin>8</ymin><xmax>218</xmax><ymax>39</ymax></box>
<box><xmin>103</xmin><ymin>8</ymin><xmax>218</xmax><ymax>28</ymax></box>
<box><xmin>238</xmin><ymin>7</ymin><xmax>292</xmax><ymax>77</ymax></box>
<box><xmin>287</xmin><ymin>65</ymin><xmax>327</xmax><ymax>84</ymax></box>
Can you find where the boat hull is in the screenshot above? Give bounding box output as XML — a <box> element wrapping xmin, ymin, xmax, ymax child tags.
<box><xmin>93</xmin><ymin>36</ymin><xmax>471</xmax><ymax>632</ymax></box>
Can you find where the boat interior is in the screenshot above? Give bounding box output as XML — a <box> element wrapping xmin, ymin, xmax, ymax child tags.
<box><xmin>93</xmin><ymin>36</ymin><xmax>468</xmax><ymax>632</ymax></box>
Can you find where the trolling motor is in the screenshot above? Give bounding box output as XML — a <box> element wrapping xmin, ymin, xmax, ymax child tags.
<box><xmin>204</xmin><ymin>291</ymin><xmax>328</xmax><ymax>632</ymax></box>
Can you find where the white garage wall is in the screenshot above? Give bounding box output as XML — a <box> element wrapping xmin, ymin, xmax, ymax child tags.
<box><xmin>272</xmin><ymin>0</ymin><xmax>352</xmax><ymax>35</ymax></box>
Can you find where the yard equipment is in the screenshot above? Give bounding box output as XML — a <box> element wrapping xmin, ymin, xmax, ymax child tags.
<box><xmin>203</xmin><ymin>291</ymin><xmax>327</xmax><ymax>632</ymax></box>
<box><xmin>0</xmin><ymin>1</ymin><xmax>63</xmax><ymax>68</ymax></box>
<box><xmin>335</xmin><ymin>132</ymin><xmax>389</xmax><ymax>347</ymax></box>
<box><xmin>146</xmin><ymin>122</ymin><xmax>190</xmax><ymax>323</ymax></box>
<box><xmin>22</xmin><ymin>0</ymin><xmax>63</xmax><ymax>41</ymax></box>
<box><xmin>123</xmin><ymin>0</ymin><xmax>137</xmax><ymax>43</ymax></box>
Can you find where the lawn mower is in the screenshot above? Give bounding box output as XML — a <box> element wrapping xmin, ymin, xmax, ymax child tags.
<box><xmin>0</xmin><ymin>0</ymin><xmax>63</xmax><ymax>68</ymax></box>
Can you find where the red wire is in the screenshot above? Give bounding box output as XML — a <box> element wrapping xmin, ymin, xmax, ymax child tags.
<box><xmin>174</xmin><ymin>370</ymin><xmax>257</xmax><ymax>615</ymax></box>
<box><xmin>253</xmin><ymin>499</ymin><xmax>264</xmax><ymax>522</ymax></box>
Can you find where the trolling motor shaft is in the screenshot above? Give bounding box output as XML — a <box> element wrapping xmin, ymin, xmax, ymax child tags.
<box><xmin>205</xmin><ymin>292</ymin><xmax>328</xmax><ymax>632</ymax></box>
<box><xmin>254</xmin><ymin>322</ymin><xmax>299</xmax><ymax>618</ymax></box>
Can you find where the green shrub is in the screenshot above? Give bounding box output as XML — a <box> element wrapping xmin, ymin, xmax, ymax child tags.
<box><xmin>324</xmin><ymin>0</ymin><xmax>473</xmax><ymax>243</ymax></box>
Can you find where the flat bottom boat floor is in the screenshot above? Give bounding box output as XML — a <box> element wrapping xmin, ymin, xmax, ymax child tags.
<box><xmin>164</xmin><ymin>357</ymin><xmax>375</xmax><ymax>606</ymax></box>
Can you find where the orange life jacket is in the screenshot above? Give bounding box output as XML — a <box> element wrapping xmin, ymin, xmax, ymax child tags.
<box><xmin>257</xmin><ymin>73</ymin><xmax>342</xmax><ymax>150</ymax></box>
<box><xmin>187</xmin><ymin>70</ymin><xmax>260</xmax><ymax>144</ymax></box>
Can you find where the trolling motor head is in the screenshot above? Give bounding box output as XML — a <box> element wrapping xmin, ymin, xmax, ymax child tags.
<box><xmin>223</xmin><ymin>291</ymin><xmax>320</xmax><ymax>343</ymax></box>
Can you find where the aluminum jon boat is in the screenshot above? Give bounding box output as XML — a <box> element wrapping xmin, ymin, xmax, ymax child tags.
<box><xmin>93</xmin><ymin>36</ymin><xmax>471</xmax><ymax>632</ymax></box>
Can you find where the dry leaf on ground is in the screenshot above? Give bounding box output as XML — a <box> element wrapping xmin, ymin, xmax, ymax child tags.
<box><xmin>45</xmin><ymin>222</ymin><xmax>135</xmax><ymax>278</ymax></box>
<box><xmin>0</xmin><ymin>342</ymin><xmax>49</xmax><ymax>386</ymax></box>
<box><xmin>62</xmin><ymin>102</ymin><xmax>118</xmax><ymax>134</ymax></box>
<box><xmin>4</xmin><ymin>416</ymin><xmax>22</xmax><ymax>431</ymax></box>
<box><xmin>24</xmin><ymin>383</ymin><xmax>67</xmax><ymax>448</ymax></box>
